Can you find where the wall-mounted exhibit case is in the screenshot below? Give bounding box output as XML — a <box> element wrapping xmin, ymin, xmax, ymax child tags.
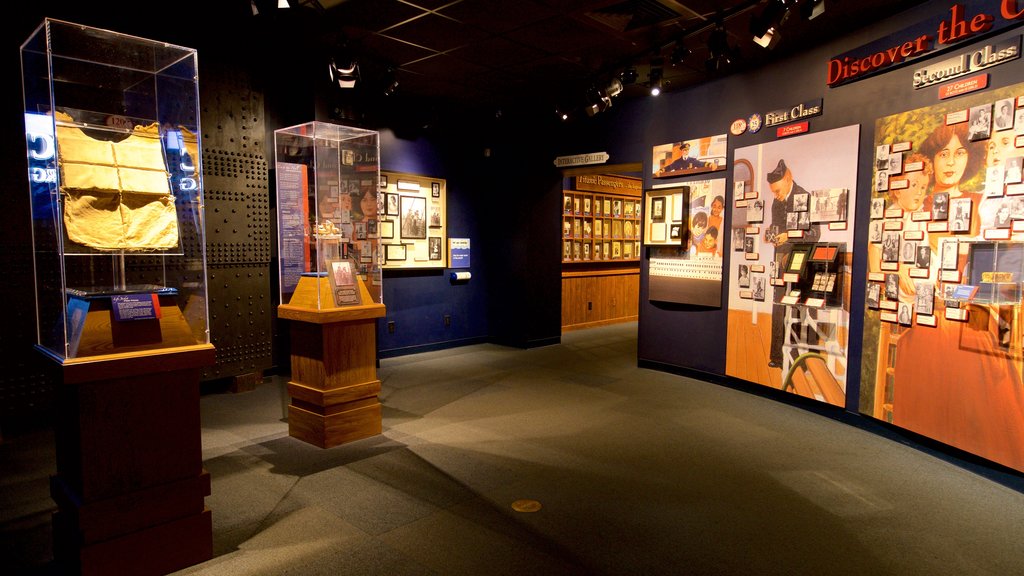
<box><xmin>274</xmin><ymin>121</ymin><xmax>385</xmax><ymax>449</ymax></box>
<box><xmin>379</xmin><ymin>171</ymin><xmax>447</xmax><ymax>268</ymax></box>
<box><xmin>21</xmin><ymin>18</ymin><xmax>214</xmax><ymax>575</ymax></box>
<box><xmin>561</xmin><ymin>174</ymin><xmax>642</xmax><ymax>331</ymax></box>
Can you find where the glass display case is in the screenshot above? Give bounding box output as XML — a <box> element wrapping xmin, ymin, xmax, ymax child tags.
<box><xmin>964</xmin><ymin>241</ymin><xmax>1024</xmax><ymax>304</ymax></box>
<box><xmin>275</xmin><ymin>121</ymin><xmax>381</xmax><ymax>309</ymax></box>
<box><xmin>21</xmin><ymin>19</ymin><xmax>209</xmax><ymax>361</ymax></box>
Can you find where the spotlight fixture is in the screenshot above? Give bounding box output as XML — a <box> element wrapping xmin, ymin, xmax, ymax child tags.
<box><xmin>620</xmin><ymin>67</ymin><xmax>638</xmax><ymax>85</ymax></box>
<box><xmin>670</xmin><ymin>43</ymin><xmax>691</xmax><ymax>66</ymax></box>
<box><xmin>750</xmin><ymin>0</ymin><xmax>789</xmax><ymax>39</ymax></box>
<box><xmin>649</xmin><ymin>67</ymin><xmax>663</xmax><ymax>96</ymax></box>
<box><xmin>328</xmin><ymin>57</ymin><xmax>359</xmax><ymax>89</ymax></box>
<box><xmin>605</xmin><ymin>77</ymin><xmax>624</xmax><ymax>99</ymax></box>
<box><xmin>382</xmin><ymin>67</ymin><xmax>399</xmax><ymax>96</ymax></box>
<box><xmin>753</xmin><ymin>26</ymin><xmax>780</xmax><ymax>49</ymax></box>
<box><xmin>706</xmin><ymin>24</ymin><xmax>733</xmax><ymax>72</ymax></box>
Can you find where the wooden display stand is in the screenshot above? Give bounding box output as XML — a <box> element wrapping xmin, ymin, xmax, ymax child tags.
<box><xmin>278</xmin><ymin>275</ymin><xmax>386</xmax><ymax>448</ymax></box>
<box><xmin>44</xmin><ymin>339</ymin><xmax>215</xmax><ymax>576</ymax></box>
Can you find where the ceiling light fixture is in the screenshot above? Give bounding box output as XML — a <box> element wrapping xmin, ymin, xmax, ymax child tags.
<box><xmin>670</xmin><ymin>43</ymin><xmax>691</xmax><ymax>66</ymax></box>
<box><xmin>649</xmin><ymin>67</ymin><xmax>663</xmax><ymax>96</ymax></box>
<box><xmin>801</xmin><ymin>0</ymin><xmax>825</xmax><ymax>20</ymax></box>
<box><xmin>328</xmin><ymin>57</ymin><xmax>359</xmax><ymax>89</ymax></box>
<box><xmin>706</xmin><ymin>23</ymin><xmax>734</xmax><ymax>72</ymax></box>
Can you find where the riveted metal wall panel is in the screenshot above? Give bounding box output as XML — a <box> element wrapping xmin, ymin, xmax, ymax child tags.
<box><xmin>199</xmin><ymin>62</ymin><xmax>274</xmax><ymax>382</ymax></box>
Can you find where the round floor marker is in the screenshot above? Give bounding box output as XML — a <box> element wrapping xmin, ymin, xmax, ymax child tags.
<box><xmin>511</xmin><ymin>499</ymin><xmax>542</xmax><ymax>512</ymax></box>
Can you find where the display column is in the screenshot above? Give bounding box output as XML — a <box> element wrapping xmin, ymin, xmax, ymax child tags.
<box><xmin>46</xmin><ymin>344</ymin><xmax>216</xmax><ymax>576</ymax></box>
<box><xmin>278</xmin><ymin>295</ymin><xmax>386</xmax><ymax>448</ymax></box>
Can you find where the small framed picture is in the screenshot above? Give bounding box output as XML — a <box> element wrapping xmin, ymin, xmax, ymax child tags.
<box><xmin>379</xmin><ymin>220</ymin><xmax>394</xmax><ymax>239</ymax></box>
<box><xmin>428</xmin><ymin>237</ymin><xmax>442</xmax><ymax>260</ymax></box>
<box><xmin>651</xmin><ymin>196</ymin><xmax>666</xmax><ymax>222</ymax></box>
<box><xmin>949</xmin><ymin>197</ymin><xmax>972</xmax><ymax>232</ymax></box>
<box><xmin>792</xmin><ymin>192</ymin><xmax>809</xmax><ymax>212</ymax></box>
<box><xmin>738</xmin><ymin>264</ymin><xmax>750</xmax><ymax>288</ymax></box>
<box><xmin>385</xmin><ymin>244</ymin><xmax>407</xmax><ymax>262</ymax></box>
<box><xmin>932</xmin><ymin>192</ymin><xmax>949</xmax><ymax>220</ymax></box>
<box><xmin>866</xmin><ymin>283</ymin><xmax>881</xmax><ymax>309</ymax></box>
<box><xmin>379</xmin><ymin>175</ymin><xmax>389</xmax><ymax>190</ymax></box>
<box><xmin>746</xmin><ymin>199</ymin><xmax>764</xmax><ymax>223</ymax></box>
<box><xmin>870</xmin><ymin>197</ymin><xmax>885</xmax><ymax>219</ymax></box>
<box><xmin>431</xmin><ymin>182</ymin><xmax>441</xmax><ymax>198</ymax></box>
<box><xmin>386</xmin><ymin>193</ymin><xmax>400</xmax><ymax>216</ymax></box>
<box><xmin>968</xmin><ymin>103</ymin><xmax>992</xmax><ymax>142</ymax></box>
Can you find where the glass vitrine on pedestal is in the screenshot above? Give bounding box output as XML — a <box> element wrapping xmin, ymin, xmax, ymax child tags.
<box><xmin>21</xmin><ymin>19</ymin><xmax>213</xmax><ymax>575</ymax></box>
<box><xmin>274</xmin><ymin>121</ymin><xmax>385</xmax><ymax>448</ymax></box>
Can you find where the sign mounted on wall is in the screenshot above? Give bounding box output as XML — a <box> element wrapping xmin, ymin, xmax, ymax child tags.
<box><xmin>764</xmin><ymin>98</ymin><xmax>823</xmax><ymax>128</ymax></box>
<box><xmin>827</xmin><ymin>1</ymin><xmax>1024</xmax><ymax>87</ymax></box>
<box><xmin>554</xmin><ymin>152</ymin><xmax>609</xmax><ymax>167</ymax></box>
<box><xmin>913</xmin><ymin>35</ymin><xmax>1020</xmax><ymax>89</ymax></box>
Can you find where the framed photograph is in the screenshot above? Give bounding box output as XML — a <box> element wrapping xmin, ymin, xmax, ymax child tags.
<box><xmin>583</xmin><ymin>243</ymin><xmax>592</xmax><ymax>260</ymax></box>
<box><xmin>651</xmin><ymin>196</ymin><xmax>666</xmax><ymax>222</ymax></box>
<box><xmin>431</xmin><ymin>182</ymin><xmax>441</xmax><ymax>198</ymax></box>
<box><xmin>613</xmin><ymin>199</ymin><xmax>623</xmax><ymax>217</ymax></box>
<box><xmin>869</xmin><ymin>220</ymin><xmax>883</xmax><ymax>242</ymax></box>
<box><xmin>950</xmin><ymin>197</ymin><xmax>972</xmax><ymax>232</ymax></box>
<box><xmin>355</xmin><ymin>221</ymin><xmax>367</xmax><ymax>240</ymax></box>
<box><xmin>870</xmin><ymin>197</ymin><xmax>885</xmax><ymax>219</ymax></box>
<box><xmin>612</xmin><ymin>241</ymin><xmax>622</xmax><ymax>258</ymax></box>
<box><xmin>932</xmin><ymin>192</ymin><xmax>949</xmax><ymax>220</ymax></box>
<box><xmin>563</xmin><ymin>195</ymin><xmax>572</xmax><ymax>214</ymax></box>
<box><xmin>881</xmin><ymin>230</ymin><xmax>901</xmax><ymax>262</ymax></box>
<box><xmin>898</xmin><ymin>301</ymin><xmax>914</xmax><ymax>325</ymax></box>
<box><xmin>968</xmin><ymin>103</ymin><xmax>993</xmax><ymax>142</ymax></box>
<box><xmin>573</xmin><ymin>197</ymin><xmax>581</xmax><ymax>215</ymax></box>
<box><xmin>400</xmin><ymin>195</ymin><xmax>427</xmax><ymax>239</ymax></box>
<box><xmin>573</xmin><ymin>242</ymin><xmax>581</xmax><ymax>260</ymax></box>
<box><xmin>379</xmin><ymin>219</ymin><xmax>394</xmax><ymax>239</ymax></box>
<box><xmin>866</xmin><ymin>283</ymin><xmax>881</xmax><ymax>309</ymax></box>
<box><xmin>885</xmin><ymin>273</ymin><xmax>899</xmax><ymax>300</ymax></box>
<box><xmin>787</xmin><ymin>212</ymin><xmax>799</xmax><ymax>230</ymax></box>
<box><xmin>994</xmin><ymin>98</ymin><xmax>1015</xmax><ymax>131</ymax></box>
<box><xmin>429</xmin><ymin>203</ymin><xmax>442</xmax><ymax>228</ymax></box>
<box><xmin>875</xmin><ymin>171</ymin><xmax>889</xmax><ymax>192</ymax></box>
<box><xmin>1005</xmin><ymin>156</ymin><xmax>1023</xmax><ymax>184</ymax></box>
<box><xmin>738</xmin><ymin>264</ymin><xmax>750</xmax><ymax>288</ymax></box>
<box><xmin>428</xmin><ymin>237</ymin><xmax>442</xmax><ymax>260</ymax></box>
<box><xmin>901</xmin><ymin>239</ymin><xmax>918</xmax><ymax>264</ymax></box>
<box><xmin>753</xmin><ymin>276</ymin><xmax>766</xmax><ymax>301</ymax></box>
<box><xmin>624</xmin><ymin>200</ymin><xmax>635</xmax><ymax>217</ymax></box>
<box><xmin>732</xmin><ymin>227</ymin><xmax>745</xmax><ymax>252</ymax></box>
<box><xmin>746</xmin><ymin>199</ymin><xmax>764</xmax><ymax>223</ymax></box>
<box><xmin>584</xmin><ymin>197</ymin><xmax>592</xmax><ymax>215</ymax></box>
<box><xmin>603</xmin><ymin>199</ymin><xmax>611</xmax><ymax>216</ymax></box>
<box><xmin>915</xmin><ymin>282</ymin><xmax>935</xmax><ymax>315</ymax></box>
<box><xmin>379</xmin><ymin>175</ymin><xmax>388</xmax><ymax>190</ymax></box>
<box><xmin>594</xmin><ymin>219</ymin><xmax>603</xmax><ymax>238</ymax></box>
<box><xmin>386</xmin><ymin>193</ymin><xmax>400</xmax><ymax>216</ymax></box>
<box><xmin>941</xmin><ymin>238</ymin><xmax>959</xmax><ymax>270</ymax></box>
<box><xmin>563</xmin><ymin>241</ymin><xmax>571</xmax><ymax>260</ymax></box>
<box><xmin>385</xmin><ymin>244</ymin><xmax>407</xmax><ymax>262</ymax></box>
<box><xmin>623</xmin><ymin>241</ymin><xmax>633</xmax><ymax>259</ymax></box>
<box><xmin>809</xmin><ymin>188</ymin><xmax>848</xmax><ymax>223</ymax></box>
<box><xmin>326</xmin><ymin>259</ymin><xmax>361</xmax><ymax>306</ymax></box>
<box><xmin>915</xmin><ymin>244</ymin><xmax>931</xmax><ymax>268</ymax></box>
<box><xmin>792</xmin><ymin>192</ymin><xmax>809</xmax><ymax>212</ymax></box>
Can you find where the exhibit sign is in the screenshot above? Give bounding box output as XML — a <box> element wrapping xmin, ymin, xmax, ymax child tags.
<box><xmin>449</xmin><ymin>238</ymin><xmax>470</xmax><ymax>268</ymax></box>
<box><xmin>913</xmin><ymin>35</ymin><xmax>1020</xmax><ymax>89</ymax></box>
<box><xmin>764</xmin><ymin>98</ymin><xmax>823</xmax><ymax>127</ymax></box>
<box><xmin>827</xmin><ymin>0</ymin><xmax>1024</xmax><ymax>87</ymax></box>
<box><xmin>726</xmin><ymin>125</ymin><xmax>860</xmax><ymax>406</ymax></box>
<box><xmin>554</xmin><ymin>152</ymin><xmax>609</xmax><ymax>167</ymax></box>
<box><xmin>861</xmin><ymin>82</ymin><xmax>1024</xmax><ymax>473</ymax></box>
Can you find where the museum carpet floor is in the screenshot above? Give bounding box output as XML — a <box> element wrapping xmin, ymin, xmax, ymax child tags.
<box><xmin>3</xmin><ymin>322</ymin><xmax>1024</xmax><ymax>575</ymax></box>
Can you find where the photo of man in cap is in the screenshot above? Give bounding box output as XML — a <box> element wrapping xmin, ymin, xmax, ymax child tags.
<box><xmin>656</xmin><ymin>141</ymin><xmax>709</xmax><ymax>176</ymax></box>
<box><xmin>765</xmin><ymin>158</ymin><xmax>819</xmax><ymax>369</ymax></box>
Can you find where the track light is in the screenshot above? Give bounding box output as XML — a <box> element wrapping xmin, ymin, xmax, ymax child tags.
<box><xmin>706</xmin><ymin>24</ymin><xmax>733</xmax><ymax>72</ymax></box>
<box><xmin>670</xmin><ymin>43</ymin><xmax>691</xmax><ymax>66</ymax></box>
<box><xmin>383</xmin><ymin>67</ymin><xmax>398</xmax><ymax>96</ymax></box>
<box><xmin>750</xmin><ymin>0</ymin><xmax>789</xmax><ymax>39</ymax></box>
<box><xmin>605</xmin><ymin>77</ymin><xmax>624</xmax><ymax>98</ymax></box>
<box><xmin>328</xmin><ymin>58</ymin><xmax>359</xmax><ymax>89</ymax></box>
<box><xmin>649</xmin><ymin>67</ymin><xmax>663</xmax><ymax>96</ymax></box>
<box><xmin>621</xmin><ymin>67</ymin><xmax>638</xmax><ymax>85</ymax></box>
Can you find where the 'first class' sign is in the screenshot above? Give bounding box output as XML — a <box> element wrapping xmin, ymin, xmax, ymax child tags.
<box><xmin>827</xmin><ymin>1</ymin><xmax>1024</xmax><ymax>87</ymax></box>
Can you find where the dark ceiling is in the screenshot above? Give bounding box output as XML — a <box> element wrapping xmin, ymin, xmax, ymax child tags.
<box><xmin>251</xmin><ymin>0</ymin><xmax>929</xmax><ymax>119</ymax></box>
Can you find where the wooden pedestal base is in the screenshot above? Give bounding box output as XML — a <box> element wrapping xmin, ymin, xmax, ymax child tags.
<box><xmin>279</xmin><ymin>276</ymin><xmax>386</xmax><ymax>449</ymax></box>
<box><xmin>46</xmin><ymin>344</ymin><xmax>216</xmax><ymax>576</ymax></box>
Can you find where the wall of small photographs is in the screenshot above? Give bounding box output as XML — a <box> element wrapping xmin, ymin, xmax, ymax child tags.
<box><xmin>861</xmin><ymin>82</ymin><xmax>1024</xmax><ymax>473</ymax></box>
<box><xmin>561</xmin><ymin>191</ymin><xmax>642</xmax><ymax>263</ymax></box>
<box><xmin>378</xmin><ymin>171</ymin><xmax>447</xmax><ymax>269</ymax></box>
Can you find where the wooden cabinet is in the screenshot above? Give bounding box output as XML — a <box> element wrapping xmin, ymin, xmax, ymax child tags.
<box><xmin>562</xmin><ymin>191</ymin><xmax>642</xmax><ymax>263</ymax></box>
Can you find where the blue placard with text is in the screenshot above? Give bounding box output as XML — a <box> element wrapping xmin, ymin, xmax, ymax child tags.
<box><xmin>449</xmin><ymin>238</ymin><xmax>471</xmax><ymax>268</ymax></box>
<box><xmin>110</xmin><ymin>293</ymin><xmax>161</xmax><ymax>322</ymax></box>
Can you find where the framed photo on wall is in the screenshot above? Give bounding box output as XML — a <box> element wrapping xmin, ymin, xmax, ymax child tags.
<box><xmin>428</xmin><ymin>237</ymin><xmax>442</xmax><ymax>260</ymax></box>
<box><xmin>400</xmin><ymin>195</ymin><xmax>427</xmax><ymax>239</ymax></box>
<box><xmin>379</xmin><ymin>220</ymin><xmax>394</xmax><ymax>239</ymax></box>
<box><xmin>386</xmin><ymin>193</ymin><xmax>399</xmax><ymax>216</ymax></box>
<box><xmin>385</xmin><ymin>244</ymin><xmax>407</xmax><ymax>262</ymax></box>
<box><xmin>431</xmin><ymin>182</ymin><xmax>441</xmax><ymax>198</ymax></box>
